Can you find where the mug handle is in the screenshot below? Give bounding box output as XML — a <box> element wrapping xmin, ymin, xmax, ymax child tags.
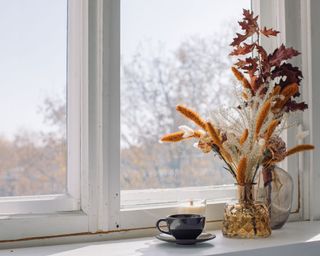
<box><xmin>156</xmin><ymin>218</ymin><xmax>170</xmax><ymax>235</ymax></box>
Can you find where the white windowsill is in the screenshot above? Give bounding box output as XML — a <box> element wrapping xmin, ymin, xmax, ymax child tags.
<box><xmin>1</xmin><ymin>221</ymin><xmax>320</xmax><ymax>256</ymax></box>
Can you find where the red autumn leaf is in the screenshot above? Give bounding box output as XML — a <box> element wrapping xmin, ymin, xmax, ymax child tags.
<box><xmin>285</xmin><ymin>100</ymin><xmax>308</xmax><ymax>112</ymax></box>
<box><xmin>242</xmin><ymin>9</ymin><xmax>254</xmax><ymax>21</ymax></box>
<box><xmin>234</xmin><ymin>59</ymin><xmax>248</xmax><ymax>68</ymax></box>
<box><xmin>260</xmin><ymin>27</ymin><xmax>280</xmax><ymax>37</ymax></box>
<box><xmin>272</xmin><ymin>63</ymin><xmax>303</xmax><ymax>93</ymax></box>
<box><xmin>255</xmin><ymin>44</ymin><xmax>268</xmax><ymax>62</ymax></box>
<box><xmin>255</xmin><ymin>44</ymin><xmax>271</xmax><ymax>76</ymax></box>
<box><xmin>230</xmin><ymin>33</ymin><xmax>250</xmax><ymax>47</ymax></box>
<box><xmin>268</xmin><ymin>44</ymin><xmax>300</xmax><ymax>67</ymax></box>
<box><xmin>272</xmin><ymin>63</ymin><xmax>303</xmax><ymax>83</ymax></box>
<box><xmin>235</xmin><ymin>57</ymin><xmax>259</xmax><ymax>77</ymax></box>
<box><xmin>238</xmin><ymin>20</ymin><xmax>248</xmax><ymax>30</ymax></box>
<box><xmin>249</xmin><ymin>75</ymin><xmax>259</xmax><ymax>92</ymax></box>
<box><xmin>230</xmin><ymin>9</ymin><xmax>259</xmax><ymax>47</ymax></box>
<box><xmin>242</xmin><ymin>9</ymin><xmax>259</xmax><ymax>30</ymax></box>
<box><xmin>230</xmin><ymin>9</ymin><xmax>308</xmax><ymax>113</ymax></box>
<box><xmin>243</xmin><ymin>57</ymin><xmax>258</xmax><ymax>70</ymax></box>
<box><xmin>230</xmin><ymin>43</ymin><xmax>255</xmax><ymax>56</ymax></box>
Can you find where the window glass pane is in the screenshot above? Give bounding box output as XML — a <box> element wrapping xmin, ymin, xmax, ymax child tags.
<box><xmin>0</xmin><ymin>0</ymin><xmax>67</xmax><ymax>196</ymax></box>
<box><xmin>121</xmin><ymin>0</ymin><xmax>250</xmax><ymax>192</ymax></box>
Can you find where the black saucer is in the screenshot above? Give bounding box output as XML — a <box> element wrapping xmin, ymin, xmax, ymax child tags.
<box><xmin>156</xmin><ymin>232</ymin><xmax>215</xmax><ymax>245</ymax></box>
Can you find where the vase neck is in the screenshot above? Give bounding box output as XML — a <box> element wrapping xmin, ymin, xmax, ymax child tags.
<box><xmin>262</xmin><ymin>164</ymin><xmax>275</xmax><ymax>186</ymax></box>
<box><xmin>237</xmin><ymin>184</ymin><xmax>256</xmax><ymax>203</ymax></box>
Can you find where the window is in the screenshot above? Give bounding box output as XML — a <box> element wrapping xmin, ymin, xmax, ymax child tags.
<box><xmin>120</xmin><ymin>0</ymin><xmax>251</xmax><ymax>208</ymax></box>
<box><xmin>0</xmin><ymin>0</ymin><xmax>85</xmax><ymax>241</ymax></box>
<box><xmin>0</xmin><ymin>0</ymin><xmax>67</xmax><ymax>196</ymax></box>
<box><xmin>105</xmin><ymin>0</ymin><xmax>310</xmax><ymax>231</ymax></box>
<box><xmin>0</xmin><ymin>0</ymin><xmax>313</xmax><ymax>243</ymax></box>
<box><xmin>0</xmin><ymin>0</ymin><xmax>80</xmax><ymax>217</ymax></box>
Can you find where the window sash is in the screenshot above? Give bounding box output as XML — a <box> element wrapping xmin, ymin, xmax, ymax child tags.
<box><xmin>0</xmin><ymin>0</ymin><xmax>81</xmax><ymax>215</ymax></box>
<box><xmin>0</xmin><ymin>0</ymin><xmax>90</xmax><ymax>241</ymax></box>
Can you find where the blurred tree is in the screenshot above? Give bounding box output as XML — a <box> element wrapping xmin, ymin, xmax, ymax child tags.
<box><xmin>0</xmin><ymin>32</ymin><xmax>238</xmax><ymax>196</ymax></box>
<box><xmin>0</xmin><ymin>98</ymin><xmax>66</xmax><ymax>196</ymax></box>
<box><xmin>121</xmin><ymin>33</ymin><xmax>236</xmax><ymax>190</ymax></box>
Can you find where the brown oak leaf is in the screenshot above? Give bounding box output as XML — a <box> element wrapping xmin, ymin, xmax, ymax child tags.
<box><xmin>255</xmin><ymin>44</ymin><xmax>271</xmax><ymax>77</ymax></box>
<box><xmin>285</xmin><ymin>100</ymin><xmax>308</xmax><ymax>112</ymax></box>
<box><xmin>272</xmin><ymin>63</ymin><xmax>303</xmax><ymax>83</ymax></box>
<box><xmin>255</xmin><ymin>44</ymin><xmax>268</xmax><ymax>62</ymax></box>
<box><xmin>249</xmin><ymin>75</ymin><xmax>260</xmax><ymax>92</ymax></box>
<box><xmin>234</xmin><ymin>59</ymin><xmax>248</xmax><ymax>68</ymax></box>
<box><xmin>268</xmin><ymin>44</ymin><xmax>300</xmax><ymax>67</ymax></box>
<box><xmin>230</xmin><ymin>43</ymin><xmax>255</xmax><ymax>56</ymax></box>
<box><xmin>230</xmin><ymin>33</ymin><xmax>250</xmax><ymax>47</ymax></box>
<box><xmin>272</xmin><ymin>63</ymin><xmax>303</xmax><ymax>94</ymax></box>
<box><xmin>230</xmin><ymin>9</ymin><xmax>308</xmax><ymax>113</ymax></box>
<box><xmin>239</xmin><ymin>57</ymin><xmax>259</xmax><ymax>77</ymax></box>
<box><xmin>230</xmin><ymin>9</ymin><xmax>259</xmax><ymax>47</ymax></box>
<box><xmin>260</xmin><ymin>27</ymin><xmax>280</xmax><ymax>37</ymax></box>
<box><xmin>241</xmin><ymin>9</ymin><xmax>259</xmax><ymax>30</ymax></box>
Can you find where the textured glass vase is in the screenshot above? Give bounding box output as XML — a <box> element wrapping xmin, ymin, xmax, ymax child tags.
<box><xmin>222</xmin><ymin>184</ymin><xmax>271</xmax><ymax>238</ymax></box>
<box><xmin>257</xmin><ymin>165</ymin><xmax>294</xmax><ymax>229</ymax></box>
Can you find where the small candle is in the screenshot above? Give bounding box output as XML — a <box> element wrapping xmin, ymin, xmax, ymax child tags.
<box><xmin>178</xmin><ymin>199</ymin><xmax>206</xmax><ymax>216</ymax></box>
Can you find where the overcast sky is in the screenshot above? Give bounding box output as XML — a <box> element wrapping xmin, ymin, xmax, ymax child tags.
<box><xmin>0</xmin><ymin>0</ymin><xmax>250</xmax><ymax>138</ymax></box>
<box><xmin>121</xmin><ymin>0</ymin><xmax>250</xmax><ymax>58</ymax></box>
<box><xmin>0</xmin><ymin>0</ymin><xmax>67</xmax><ymax>138</ymax></box>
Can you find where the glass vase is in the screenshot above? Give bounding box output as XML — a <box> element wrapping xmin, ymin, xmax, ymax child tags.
<box><xmin>222</xmin><ymin>183</ymin><xmax>271</xmax><ymax>238</ymax></box>
<box><xmin>257</xmin><ymin>165</ymin><xmax>293</xmax><ymax>229</ymax></box>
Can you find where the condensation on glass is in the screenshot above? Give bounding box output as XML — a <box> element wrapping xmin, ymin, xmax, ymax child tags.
<box><xmin>120</xmin><ymin>0</ymin><xmax>251</xmax><ymax>192</ymax></box>
<box><xmin>0</xmin><ymin>0</ymin><xmax>68</xmax><ymax>196</ymax></box>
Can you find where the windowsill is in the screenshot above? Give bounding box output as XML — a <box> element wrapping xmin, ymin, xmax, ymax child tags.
<box><xmin>1</xmin><ymin>221</ymin><xmax>320</xmax><ymax>256</ymax></box>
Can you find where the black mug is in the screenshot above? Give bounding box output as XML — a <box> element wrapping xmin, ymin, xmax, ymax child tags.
<box><xmin>156</xmin><ymin>214</ymin><xmax>205</xmax><ymax>239</ymax></box>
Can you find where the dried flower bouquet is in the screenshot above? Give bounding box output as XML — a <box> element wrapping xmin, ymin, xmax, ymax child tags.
<box><xmin>160</xmin><ymin>9</ymin><xmax>314</xmax><ymax>186</ymax></box>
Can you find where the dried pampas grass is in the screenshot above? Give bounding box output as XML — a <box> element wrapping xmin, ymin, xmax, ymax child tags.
<box><xmin>239</xmin><ymin>129</ymin><xmax>249</xmax><ymax>145</ymax></box>
<box><xmin>264</xmin><ymin>120</ymin><xmax>279</xmax><ymax>141</ymax></box>
<box><xmin>160</xmin><ymin>131</ymin><xmax>185</xmax><ymax>142</ymax></box>
<box><xmin>286</xmin><ymin>144</ymin><xmax>315</xmax><ymax>157</ymax></box>
<box><xmin>271</xmin><ymin>85</ymin><xmax>281</xmax><ymax>97</ymax></box>
<box><xmin>176</xmin><ymin>105</ymin><xmax>207</xmax><ymax>130</ymax></box>
<box><xmin>231</xmin><ymin>67</ymin><xmax>252</xmax><ymax>91</ymax></box>
<box><xmin>255</xmin><ymin>100</ymin><xmax>272</xmax><ymax>139</ymax></box>
<box><xmin>206</xmin><ymin>122</ymin><xmax>221</xmax><ymax>147</ymax></box>
<box><xmin>273</xmin><ymin>83</ymin><xmax>299</xmax><ymax>111</ymax></box>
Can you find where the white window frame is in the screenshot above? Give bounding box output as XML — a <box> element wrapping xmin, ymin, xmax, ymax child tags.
<box><xmin>0</xmin><ymin>0</ymin><xmax>88</xmax><ymax>241</ymax></box>
<box><xmin>300</xmin><ymin>0</ymin><xmax>320</xmax><ymax>221</ymax></box>
<box><xmin>0</xmin><ymin>0</ymin><xmax>82</xmax><ymax>215</ymax></box>
<box><xmin>0</xmin><ymin>0</ymin><xmax>318</xmax><ymax>245</ymax></box>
